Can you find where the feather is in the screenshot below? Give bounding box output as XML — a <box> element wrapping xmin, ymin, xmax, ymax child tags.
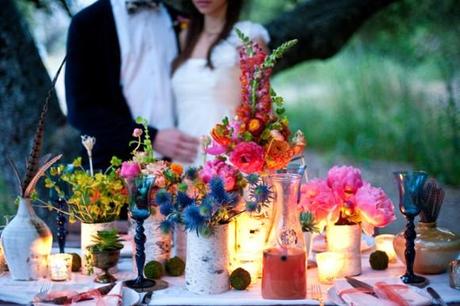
<box><xmin>21</xmin><ymin>56</ymin><xmax>66</xmax><ymax>195</ymax></box>
<box><xmin>7</xmin><ymin>157</ymin><xmax>22</xmax><ymax>195</ymax></box>
<box><xmin>24</xmin><ymin>154</ymin><xmax>62</xmax><ymax>198</ymax></box>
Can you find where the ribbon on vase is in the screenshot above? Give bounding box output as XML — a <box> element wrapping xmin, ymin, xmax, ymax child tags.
<box><xmin>338</xmin><ymin>282</ymin><xmax>410</xmax><ymax>306</ymax></box>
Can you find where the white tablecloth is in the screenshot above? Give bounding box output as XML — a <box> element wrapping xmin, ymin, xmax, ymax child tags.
<box><xmin>0</xmin><ymin>248</ymin><xmax>459</xmax><ymax>305</ymax></box>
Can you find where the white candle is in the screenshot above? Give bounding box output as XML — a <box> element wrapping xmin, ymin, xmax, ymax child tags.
<box><xmin>316</xmin><ymin>252</ymin><xmax>345</xmax><ymax>284</ymax></box>
<box><xmin>375</xmin><ymin>234</ymin><xmax>397</xmax><ymax>263</ymax></box>
<box><xmin>49</xmin><ymin>254</ymin><xmax>72</xmax><ymax>281</ymax></box>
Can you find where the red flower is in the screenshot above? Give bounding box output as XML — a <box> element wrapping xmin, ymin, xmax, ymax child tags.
<box><xmin>229</xmin><ymin>142</ymin><xmax>264</xmax><ymax>174</ymax></box>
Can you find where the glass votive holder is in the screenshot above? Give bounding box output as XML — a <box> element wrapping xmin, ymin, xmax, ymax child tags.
<box><xmin>49</xmin><ymin>253</ymin><xmax>72</xmax><ymax>281</ymax></box>
<box><xmin>449</xmin><ymin>259</ymin><xmax>460</xmax><ymax>290</ymax></box>
<box><xmin>316</xmin><ymin>252</ymin><xmax>345</xmax><ymax>284</ymax></box>
<box><xmin>375</xmin><ymin>234</ymin><xmax>397</xmax><ymax>263</ymax></box>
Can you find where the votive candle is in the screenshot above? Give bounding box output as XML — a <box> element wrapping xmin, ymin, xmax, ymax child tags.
<box><xmin>49</xmin><ymin>253</ymin><xmax>72</xmax><ymax>281</ymax></box>
<box><xmin>375</xmin><ymin>234</ymin><xmax>397</xmax><ymax>263</ymax></box>
<box><xmin>316</xmin><ymin>252</ymin><xmax>345</xmax><ymax>284</ymax></box>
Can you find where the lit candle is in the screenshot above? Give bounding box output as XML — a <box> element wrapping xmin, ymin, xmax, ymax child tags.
<box><xmin>49</xmin><ymin>254</ymin><xmax>72</xmax><ymax>281</ymax></box>
<box><xmin>375</xmin><ymin>234</ymin><xmax>397</xmax><ymax>263</ymax></box>
<box><xmin>316</xmin><ymin>252</ymin><xmax>345</xmax><ymax>284</ymax></box>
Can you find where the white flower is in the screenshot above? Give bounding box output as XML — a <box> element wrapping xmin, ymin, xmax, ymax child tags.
<box><xmin>81</xmin><ymin>135</ymin><xmax>96</xmax><ymax>156</ymax></box>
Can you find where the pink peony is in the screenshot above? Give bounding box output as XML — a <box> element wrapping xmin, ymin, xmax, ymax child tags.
<box><xmin>299</xmin><ymin>179</ymin><xmax>339</xmax><ymax>225</ymax></box>
<box><xmin>200</xmin><ymin>159</ymin><xmax>239</xmax><ymax>191</ymax></box>
<box><xmin>132</xmin><ymin>128</ymin><xmax>143</xmax><ymax>137</ymax></box>
<box><xmin>327</xmin><ymin>165</ymin><xmax>363</xmax><ymax>201</ymax></box>
<box><xmin>229</xmin><ymin>142</ymin><xmax>264</xmax><ymax>174</ymax></box>
<box><xmin>120</xmin><ymin>161</ymin><xmax>141</xmax><ymax>179</ymax></box>
<box><xmin>355</xmin><ymin>183</ymin><xmax>396</xmax><ymax>228</ymax></box>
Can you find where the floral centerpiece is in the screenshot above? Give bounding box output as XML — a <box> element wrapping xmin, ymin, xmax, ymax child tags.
<box><xmin>43</xmin><ymin>136</ymin><xmax>128</xmax><ymax>274</ymax></box>
<box><xmin>205</xmin><ymin>29</ymin><xmax>305</xmax><ymax>174</ymax></box>
<box><xmin>299</xmin><ymin>165</ymin><xmax>396</xmax><ymax>276</ymax></box>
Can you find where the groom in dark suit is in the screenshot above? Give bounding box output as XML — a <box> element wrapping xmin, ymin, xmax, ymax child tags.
<box><xmin>65</xmin><ymin>0</ymin><xmax>199</xmax><ymax>169</ymax></box>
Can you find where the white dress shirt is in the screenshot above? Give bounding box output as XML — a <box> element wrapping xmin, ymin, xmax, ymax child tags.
<box><xmin>110</xmin><ymin>0</ymin><xmax>177</xmax><ymax>130</ymax></box>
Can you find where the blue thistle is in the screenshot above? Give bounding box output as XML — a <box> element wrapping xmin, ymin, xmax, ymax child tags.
<box><xmin>159</xmin><ymin>202</ymin><xmax>173</xmax><ymax>216</ymax></box>
<box><xmin>246</xmin><ymin>174</ymin><xmax>260</xmax><ymax>185</ymax></box>
<box><xmin>159</xmin><ymin>219</ymin><xmax>173</xmax><ymax>234</ymax></box>
<box><xmin>177</xmin><ymin>191</ymin><xmax>194</xmax><ymax>208</ymax></box>
<box><xmin>199</xmin><ymin>203</ymin><xmax>212</xmax><ymax>217</ymax></box>
<box><xmin>209</xmin><ymin>176</ymin><xmax>227</xmax><ymax>204</ymax></box>
<box><xmin>245</xmin><ymin>201</ymin><xmax>259</xmax><ymax>212</ymax></box>
<box><xmin>183</xmin><ymin>205</ymin><xmax>206</xmax><ymax>232</ymax></box>
<box><xmin>185</xmin><ymin>167</ymin><xmax>198</xmax><ymax>180</ymax></box>
<box><xmin>155</xmin><ymin>189</ymin><xmax>172</xmax><ymax>206</ymax></box>
<box><xmin>251</xmin><ymin>182</ymin><xmax>272</xmax><ymax>204</ymax></box>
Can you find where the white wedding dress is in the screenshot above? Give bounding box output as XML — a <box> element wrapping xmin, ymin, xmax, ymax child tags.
<box><xmin>172</xmin><ymin>21</ymin><xmax>270</xmax><ymax>167</ymax></box>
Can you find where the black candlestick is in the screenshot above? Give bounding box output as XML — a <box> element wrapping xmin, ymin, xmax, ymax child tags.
<box><xmin>56</xmin><ymin>198</ymin><xmax>68</xmax><ymax>253</ymax></box>
<box><xmin>401</xmin><ymin>214</ymin><xmax>426</xmax><ymax>284</ymax></box>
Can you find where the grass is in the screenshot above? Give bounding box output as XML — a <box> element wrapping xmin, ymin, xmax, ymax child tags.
<box><xmin>274</xmin><ymin>45</ymin><xmax>460</xmax><ymax>185</ymax></box>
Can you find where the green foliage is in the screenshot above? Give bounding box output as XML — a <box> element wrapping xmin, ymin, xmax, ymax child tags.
<box><xmin>88</xmin><ymin>229</ymin><xmax>123</xmax><ymax>253</ymax></box>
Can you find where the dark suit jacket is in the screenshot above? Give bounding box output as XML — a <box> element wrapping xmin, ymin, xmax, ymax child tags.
<box><xmin>65</xmin><ymin>0</ymin><xmax>180</xmax><ymax>169</ymax></box>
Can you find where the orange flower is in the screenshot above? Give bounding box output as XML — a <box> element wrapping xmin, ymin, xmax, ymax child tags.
<box><xmin>90</xmin><ymin>189</ymin><xmax>101</xmax><ymax>203</ymax></box>
<box><xmin>265</xmin><ymin>140</ymin><xmax>293</xmax><ymax>170</ymax></box>
<box><xmin>171</xmin><ymin>163</ymin><xmax>183</xmax><ymax>176</ymax></box>
<box><xmin>211</xmin><ymin>124</ymin><xmax>232</xmax><ymax>146</ymax></box>
<box><xmin>248</xmin><ymin>118</ymin><xmax>264</xmax><ymax>135</ymax></box>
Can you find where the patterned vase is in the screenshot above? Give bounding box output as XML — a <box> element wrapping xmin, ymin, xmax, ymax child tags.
<box><xmin>1</xmin><ymin>198</ymin><xmax>52</xmax><ymax>280</ymax></box>
<box><xmin>185</xmin><ymin>224</ymin><xmax>230</xmax><ymax>294</ymax></box>
<box><xmin>326</xmin><ymin>223</ymin><xmax>362</xmax><ymax>276</ymax></box>
<box><xmin>81</xmin><ymin>221</ymin><xmax>115</xmax><ymax>275</ymax></box>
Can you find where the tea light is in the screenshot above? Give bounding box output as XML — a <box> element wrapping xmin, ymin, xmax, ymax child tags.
<box><xmin>375</xmin><ymin>234</ymin><xmax>397</xmax><ymax>263</ymax></box>
<box><xmin>316</xmin><ymin>252</ymin><xmax>345</xmax><ymax>284</ymax></box>
<box><xmin>49</xmin><ymin>253</ymin><xmax>72</xmax><ymax>281</ymax></box>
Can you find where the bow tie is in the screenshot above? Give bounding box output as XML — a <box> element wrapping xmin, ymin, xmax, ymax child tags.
<box><xmin>125</xmin><ymin>0</ymin><xmax>161</xmax><ymax>14</ymax></box>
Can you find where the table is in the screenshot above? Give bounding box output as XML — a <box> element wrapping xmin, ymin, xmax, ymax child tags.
<box><xmin>0</xmin><ymin>249</ymin><xmax>459</xmax><ymax>305</ymax></box>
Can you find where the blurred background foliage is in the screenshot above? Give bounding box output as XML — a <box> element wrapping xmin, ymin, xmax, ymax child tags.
<box><xmin>2</xmin><ymin>0</ymin><xmax>459</xmax><ymax>224</ymax></box>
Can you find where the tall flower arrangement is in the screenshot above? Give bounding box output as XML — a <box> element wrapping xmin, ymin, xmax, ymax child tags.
<box><xmin>206</xmin><ymin>30</ymin><xmax>305</xmax><ymax>174</ymax></box>
<box><xmin>299</xmin><ymin>165</ymin><xmax>396</xmax><ymax>234</ymax></box>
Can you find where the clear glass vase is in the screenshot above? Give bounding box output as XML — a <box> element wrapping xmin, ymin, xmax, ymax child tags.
<box><xmin>262</xmin><ymin>173</ymin><xmax>306</xmax><ymax>300</ymax></box>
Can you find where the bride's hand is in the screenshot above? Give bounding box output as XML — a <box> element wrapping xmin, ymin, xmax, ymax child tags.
<box><xmin>154</xmin><ymin>128</ymin><xmax>200</xmax><ymax>163</ymax></box>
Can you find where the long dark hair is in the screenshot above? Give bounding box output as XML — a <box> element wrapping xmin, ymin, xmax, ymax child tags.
<box><xmin>172</xmin><ymin>0</ymin><xmax>244</xmax><ymax>72</ymax></box>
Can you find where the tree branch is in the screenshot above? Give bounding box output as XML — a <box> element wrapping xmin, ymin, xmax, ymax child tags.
<box><xmin>266</xmin><ymin>0</ymin><xmax>399</xmax><ymax>73</ymax></box>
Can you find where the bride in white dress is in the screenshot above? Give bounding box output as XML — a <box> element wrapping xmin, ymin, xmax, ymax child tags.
<box><xmin>172</xmin><ymin>0</ymin><xmax>270</xmax><ymax>167</ymax></box>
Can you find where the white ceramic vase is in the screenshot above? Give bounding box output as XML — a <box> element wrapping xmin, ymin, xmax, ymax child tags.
<box><xmin>129</xmin><ymin>211</ymin><xmax>171</xmax><ymax>267</ymax></box>
<box><xmin>81</xmin><ymin>221</ymin><xmax>115</xmax><ymax>275</ymax></box>
<box><xmin>1</xmin><ymin>198</ymin><xmax>52</xmax><ymax>280</ymax></box>
<box><xmin>185</xmin><ymin>224</ymin><xmax>230</xmax><ymax>294</ymax></box>
<box><xmin>172</xmin><ymin>224</ymin><xmax>187</xmax><ymax>261</ymax></box>
<box><xmin>326</xmin><ymin>223</ymin><xmax>362</xmax><ymax>276</ymax></box>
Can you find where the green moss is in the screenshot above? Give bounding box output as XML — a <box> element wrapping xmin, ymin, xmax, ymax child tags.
<box><xmin>165</xmin><ymin>256</ymin><xmax>185</xmax><ymax>276</ymax></box>
<box><xmin>230</xmin><ymin>268</ymin><xmax>251</xmax><ymax>290</ymax></box>
<box><xmin>144</xmin><ymin>260</ymin><xmax>164</xmax><ymax>279</ymax></box>
<box><xmin>369</xmin><ymin>250</ymin><xmax>389</xmax><ymax>270</ymax></box>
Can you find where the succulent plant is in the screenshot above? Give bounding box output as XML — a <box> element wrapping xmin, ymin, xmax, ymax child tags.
<box><xmin>88</xmin><ymin>229</ymin><xmax>123</xmax><ymax>253</ymax></box>
<box><xmin>299</xmin><ymin>211</ymin><xmax>319</xmax><ymax>233</ymax></box>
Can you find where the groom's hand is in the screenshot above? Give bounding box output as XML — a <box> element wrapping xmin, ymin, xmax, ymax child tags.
<box><xmin>154</xmin><ymin>129</ymin><xmax>200</xmax><ymax>163</ymax></box>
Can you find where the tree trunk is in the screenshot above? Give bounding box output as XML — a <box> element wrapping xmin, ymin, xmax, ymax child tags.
<box><xmin>266</xmin><ymin>0</ymin><xmax>398</xmax><ymax>74</ymax></box>
<box><xmin>0</xmin><ymin>0</ymin><xmax>74</xmax><ymax>195</ymax></box>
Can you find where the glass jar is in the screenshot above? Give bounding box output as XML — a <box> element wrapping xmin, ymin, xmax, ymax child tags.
<box><xmin>262</xmin><ymin>173</ymin><xmax>306</xmax><ymax>300</ymax></box>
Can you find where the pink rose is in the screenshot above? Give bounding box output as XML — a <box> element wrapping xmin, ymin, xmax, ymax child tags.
<box><xmin>299</xmin><ymin>179</ymin><xmax>339</xmax><ymax>224</ymax></box>
<box><xmin>229</xmin><ymin>142</ymin><xmax>264</xmax><ymax>174</ymax></box>
<box><xmin>200</xmin><ymin>159</ymin><xmax>239</xmax><ymax>191</ymax></box>
<box><xmin>132</xmin><ymin>128</ymin><xmax>143</xmax><ymax>137</ymax></box>
<box><xmin>120</xmin><ymin>161</ymin><xmax>141</xmax><ymax>179</ymax></box>
<box><xmin>355</xmin><ymin>183</ymin><xmax>396</xmax><ymax>228</ymax></box>
<box><xmin>327</xmin><ymin>165</ymin><xmax>363</xmax><ymax>200</ymax></box>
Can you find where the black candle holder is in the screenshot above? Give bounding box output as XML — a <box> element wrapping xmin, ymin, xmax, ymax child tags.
<box><xmin>56</xmin><ymin>198</ymin><xmax>68</xmax><ymax>253</ymax></box>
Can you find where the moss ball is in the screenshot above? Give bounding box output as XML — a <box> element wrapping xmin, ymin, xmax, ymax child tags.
<box><xmin>369</xmin><ymin>250</ymin><xmax>389</xmax><ymax>270</ymax></box>
<box><xmin>70</xmin><ymin>253</ymin><xmax>81</xmax><ymax>272</ymax></box>
<box><xmin>144</xmin><ymin>260</ymin><xmax>164</xmax><ymax>279</ymax></box>
<box><xmin>165</xmin><ymin>256</ymin><xmax>185</xmax><ymax>276</ymax></box>
<box><xmin>230</xmin><ymin>268</ymin><xmax>251</xmax><ymax>290</ymax></box>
